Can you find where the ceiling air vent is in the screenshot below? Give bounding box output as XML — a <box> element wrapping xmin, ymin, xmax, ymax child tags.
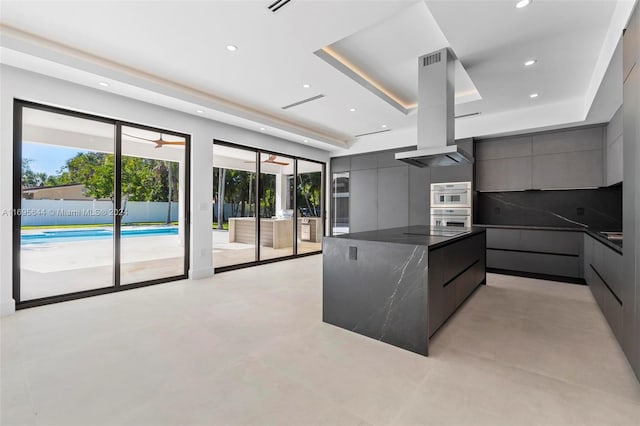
<box><xmin>355</xmin><ymin>129</ymin><xmax>391</xmax><ymax>138</ymax></box>
<box><xmin>268</xmin><ymin>0</ymin><xmax>292</xmax><ymax>13</ymax></box>
<box><xmin>454</xmin><ymin>112</ymin><xmax>481</xmax><ymax>119</ymax></box>
<box><xmin>282</xmin><ymin>94</ymin><xmax>325</xmax><ymax>110</ymax></box>
<box><xmin>423</xmin><ymin>52</ymin><xmax>441</xmax><ymax>67</ymax></box>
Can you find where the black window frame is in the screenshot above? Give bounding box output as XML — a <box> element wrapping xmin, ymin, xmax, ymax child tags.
<box><xmin>13</xmin><ymin>99</ymin><xmax>191</xmax><ymax>309</ymax></box>
<box><xmin>212</xmin><ymin>139</ymin><xmax>325</xmax><ymax>273</ymax></box>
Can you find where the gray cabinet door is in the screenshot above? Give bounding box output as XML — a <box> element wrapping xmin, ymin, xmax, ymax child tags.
<box><xmin>409</xmin><ymin>166</ymin><xmax>429</xmax><ymax>226</ymax></box>
<box><xmin>606</xmin><ymin>137</ymin><xmax>624</xmax><ymax>186</ymax></box>
<box><xmin>622</xmin><ymin>59</ymin><xmax>639</xmax><ymax>366</ymax></box>
<box><xmin>430</xmin><ymin>163</ymin><xmax>473</xmax><ymax>184</ymax></box>
<box><xmin>476</xmin><ymin>157</ymin><xmax>532</xmax><ymax>191</ymax></box>
<box><xmin>350</xmin><ymin>153</ymin><xmax>378</xmax><ymax>171</ymax></box>
<box><xmin>428</xmin><ymin>249</ymin><xmax>445</xmax><ymax>336</ymax></box>
<box><xmin>377</xmin><ymin>150</ymin><xmax>407</xmax><ymax>168</ymax></box>
<box><xmin>601</xmin><ymin>246</ymin><xmax>624</xmax><ymax>300</ymax></box>
<box><xmin>475</xmin><ymin>136</ymin><xmax>532</xmax><ymax>160</ymax></box>
<box><xmin>532</xmin><ymin>127</ymin><xmax>604</xmax><ymax>155</ymax></box>
<box><xmin>583</xmin><ymin>234</ymin><xmax>594</xmax><ymax>283</ymax></box>
<box><xmin>519</xmin><ymin>230</ymin><xmax>580</xmax><ymax>255</ymax></box>
<box><xmin>349</xmin><ymin>169</ymin><xmax>378</xmax><ymax>232</ymax></box>
<box><xmin>377</xmin><ymin>166</ymin><xmax>409</xmax><ymax>229</ymax></box>
<box><xmin>331</xmin><ymin>156</ymin><xmax>350</xmax><ymax>173</ymax></box>
<box><xmin>603</xmin><ymin>288</ymin><xmax>624</xmax><ymax>342</ymax></box>
<box><xmin>486</xmin><ymin>228</ymin><xmax>521</xmax><ymax>250</ymax></box>
<box><xmin>606</xmin><ymin>107</ymin><xmax>623</xmax><ymax>186</ymax></box>
<box><xmin>532</xmin><ymin>150</ymin><xmax>604</xmax><ymax>189</ymax></box>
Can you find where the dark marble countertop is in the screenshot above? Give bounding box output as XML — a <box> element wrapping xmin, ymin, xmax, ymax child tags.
<box><xmin>474</xmin><ymin>224</ymin><xmax>622</xmax><ymax>254</ymax></box>
<box><xmin>327</xmin><ymin>226</ymin><xmax>486</xmax><ymax>250</ymax></box>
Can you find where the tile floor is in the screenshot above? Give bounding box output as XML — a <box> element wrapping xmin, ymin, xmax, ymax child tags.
<box><xmin>1</xmin><ymin>255</ymin><xmax>639</xmax><ymax>425</ymax></box>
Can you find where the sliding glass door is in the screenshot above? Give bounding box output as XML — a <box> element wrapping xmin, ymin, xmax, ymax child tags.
<box><xmin>212</xmin><ymin>140</ymin><xmax>325</xmax><ymax>272</ymax></box>
<box><xmin>18</xmin><ymin>107</ymin><xmax>116</xmax><ymax>301</ymax></box>
<box><xmin>297</xmin><ymin>160</ymin><xmax>323</xmax><ymax>253</ymax></box>
<box><xmin>212</xmin><ymin>145</ymin><xmax>257</xmax><ymax>268</ymax></box>
<box><xmin>259</xmin><ymin>153</ymin><xmax>295</xmax><ymax>261</ymax></box>
<box><xmin>13</xmin><ymin>101</ymin><xmax>190</xmax><ymax>307</ymax></box>
<box><xmin>119</xmin><ymin>125</ymin><xmax>187</xmax><ymax>284</ymax></box>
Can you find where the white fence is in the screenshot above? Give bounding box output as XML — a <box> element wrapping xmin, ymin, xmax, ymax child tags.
<box><xmin>20</xmin><ymin>199</ymin><xmax>179</xmax><ymax>226</ymax></box>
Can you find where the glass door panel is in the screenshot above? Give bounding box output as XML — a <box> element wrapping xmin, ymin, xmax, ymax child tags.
<box><xmin>296</xmin><ymin>160</ymin><xmax>323</xmax><ymax>253</ymax></box>
<box><xmin>331</xmin><ymin>172</ymin><xmax>350</xmax><ymax>235</ymax></box>
<box><xmin>259</xmin><ymin>152</ymin><xmax>294</xmax><ymax>260</ymax></box>
<box><xmin>212</xmin><ymin>145</ymin><xmax>257</xmax><ymax>268</ymax></box>
<box><xmin>119</xmin><ymin>126</ymin><xmax>186</xmax><ymax>284</ymax></box>
<box><xmin>19</xmin><ymin>107</ymin><xmax>115</xmax><ymax>300</ymax></box>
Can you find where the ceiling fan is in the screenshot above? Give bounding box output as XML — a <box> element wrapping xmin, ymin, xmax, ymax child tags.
<box><xmin>123</xmin><ymin>133</ymin><xmax>185</xmax><ymax>149</ymax></box>
<box><xmin>244</xmin><ymin>154</ymin><xmax>289</xmax><ymax>166</ymax></box>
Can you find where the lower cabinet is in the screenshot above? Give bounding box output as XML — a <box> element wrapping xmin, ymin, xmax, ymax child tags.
<box><xmin>486</xmin><ymin>228</ymin><xmax>583</xmax><ymax>279</ymax></box>
<box><xmin>583</xmin><ymin>233</ymin><xmax>624</xmax><ymax>342</ymax></box>
<box><xmin>429</xmin><ymin>232</ymin><xmax>486</xmax><ymax>337</ymax></box>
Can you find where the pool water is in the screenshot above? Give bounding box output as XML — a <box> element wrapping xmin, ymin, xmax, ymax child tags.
<box><xmin>21</xmin><ymin>226</ymin><xmax>179</xmax><ymax>244</ymax></box>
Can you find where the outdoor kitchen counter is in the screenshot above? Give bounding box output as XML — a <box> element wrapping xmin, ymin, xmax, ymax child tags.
<box><xmin>322</xmin><ymin>226</ymin><xmax>486</xmax><ymax>356</ymax></box>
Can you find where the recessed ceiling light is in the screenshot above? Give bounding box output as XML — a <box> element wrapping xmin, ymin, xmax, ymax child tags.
<box><xmin>260</xmin><ymin>127</ymin><xmax>266</xmax><ymax>131</ymax></box>
<box><xmin>381</xmin><ymin>124</ymin><xmax>387</xmax><ymax>128</ymax></box>
<box><xmin>515</xmin><ymin>0</ymin><xmax>532</xmax><ymax>8</ymax></box>
<box><xmin>530</xmin><ymin>93</ymin><xmax>539</xmax><ymax>98</ymax></box>
<box><xmin>349</xmin><ymin>108</ymin><xmax>356</xmax><ymax>112</ymax></box>
<box><xmin>524</xmin><ymin>59</ymin><xmax>537</xmax><ymax>67</ymax></box>
<box><xmin>303</xmin><ymin>139</ymin><xmax>309</xmax><ymax>143</ymax></box>
<box><xmin>98</xmin><ymin>82</ymin><xmax>109</xmax><ymax>87</ymax></box>
<box><xmin>303</xmin><ymin>84</ymin><xmax>310</xmax><ymax>89</ymax></box>
<box><xmin>196</xmin><ymin>109</ymin><xmax>204</xmax><ymax>114</ymax></box>
<box><xmin>226</xmin><ymin>45</ymin><xmax>238</xmax><ymax>52</ymax></box>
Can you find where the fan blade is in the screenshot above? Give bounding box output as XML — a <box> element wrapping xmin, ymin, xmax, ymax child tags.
<box><xmin>123</xmin><ymin>133</ymin><xmax>157</xmax><ymax>143</ymax></box>
<box><xmin>158</xmin><ymin>141</ymin><xmax>185</xmax><ymax>146</ymax></box>
<box><xmin>271</xmin><ymin>161</ymin><xmax>289</xmax><ymax>165</ymax></box>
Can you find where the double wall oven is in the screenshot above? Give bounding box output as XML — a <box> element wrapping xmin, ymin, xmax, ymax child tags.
<box><xmin>430</xmin><ymin>182</ymin><xmax>471</xmax><ymax>228</ymax></box>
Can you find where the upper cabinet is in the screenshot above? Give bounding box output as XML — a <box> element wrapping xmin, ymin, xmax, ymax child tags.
<box><xmin>605</xmin><ymin>106</ymin><xmax>624</xmax><ymax>186</ymax></box>
<box><xmin>531</xmin><ymin>127</ymin><xmax>604</xmax><ymax>189</ymax></box>
<box><xmin>475</xmin><ymin>126</ymin><xmax>606</xmax><ymax>192</ymax></box>
<box><xmin>475</xmin><ymin>136</ymin><xmax>533</xmax><ymax>192</ymax></box>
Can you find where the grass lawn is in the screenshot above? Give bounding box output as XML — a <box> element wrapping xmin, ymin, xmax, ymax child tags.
<box><xmin>212</xmin><ymin>222</ymin><xmax>229</xmax><ymax>230</ymax></box>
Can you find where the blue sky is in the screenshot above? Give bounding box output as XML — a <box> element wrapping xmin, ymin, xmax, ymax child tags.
<box><xmin>22</xmin><ymin>142</ymin><xmax>89</xmax><ymax>176</ymax></box>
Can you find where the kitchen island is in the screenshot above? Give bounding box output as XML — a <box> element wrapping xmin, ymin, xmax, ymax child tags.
<box><xmin>322</xmin><ymin>226</ymin><xmax>486</xmax><ymax>356</ymax></box>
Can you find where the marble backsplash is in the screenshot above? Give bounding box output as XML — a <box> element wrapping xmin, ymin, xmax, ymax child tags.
<box><xmin>475</xmin><ymin>185</ymin><xmax>622</xmax><ymax>231</ymax></box>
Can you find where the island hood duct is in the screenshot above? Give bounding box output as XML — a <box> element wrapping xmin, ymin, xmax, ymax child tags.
<box><xmin>395</xmin><ymin>48</ymin><xmax>473</xmax><ymax>167</ymax></box>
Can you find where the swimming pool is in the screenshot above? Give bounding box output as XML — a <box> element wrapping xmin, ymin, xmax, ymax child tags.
<box><xmin>21</xmin><ymin>226</ymin><xmax>179</xmax><ymax>244</ymax></box>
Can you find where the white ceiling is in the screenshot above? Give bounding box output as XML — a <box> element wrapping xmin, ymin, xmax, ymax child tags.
<box><xmin>0</xmin><ymin>0</ymin><xmax>636</xmax><ymax>154</ymax></box>
<box><xmin>22</xmin><ymin>108</ymin><xmax>185</xmax><ymax>161</ymax></box>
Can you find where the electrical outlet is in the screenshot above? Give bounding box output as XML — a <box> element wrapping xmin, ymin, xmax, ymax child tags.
<box><xmin>349</xmin><ymin>246</ymin><xmax>357</xmax><ymax>260</ymax></box>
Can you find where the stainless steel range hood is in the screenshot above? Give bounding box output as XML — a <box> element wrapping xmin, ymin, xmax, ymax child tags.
<box><xmin>395</xmin><ymin>48</ymin><xmax>473</xmax><ymax>168</ymax></box>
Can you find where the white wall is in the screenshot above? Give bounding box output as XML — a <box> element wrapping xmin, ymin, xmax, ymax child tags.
<box><xmin>0</xmin><ymin>64</ymin><xmax>329</xmax><ymax>315</ymax></box>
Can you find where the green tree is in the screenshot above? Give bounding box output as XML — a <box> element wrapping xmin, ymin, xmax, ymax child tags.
<box><xmin>297</xmin><ymin>172</ymin><xmax>321</xmax><ymax>216</ymax></box>
<box><xmin>21</xmin><ymin>158</ymin><xmax>50</xmax><ymax>188</ymax></box>
<box><xmin>49</xmin><ymin>152</ymin><xmax>177</xmax><ymax>202</ymax></box>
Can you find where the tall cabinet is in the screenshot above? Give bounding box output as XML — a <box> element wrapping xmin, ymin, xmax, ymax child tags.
<box><xmin>623</xmin><ymin>2</ymin><xmax>640</xmax><ymax>380</ymax></box>
<box><xmin>330</xmin><ymin>139</ymin><xmax>473</xmax><ymax>234</ymax></box>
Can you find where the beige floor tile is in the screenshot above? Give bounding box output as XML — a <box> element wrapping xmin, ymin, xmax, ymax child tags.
<box><xmin>2</xmin><ymin>256</ymin><xmax>639</xmax><ymax>426</ymax></box>
<box><xmin>393</xmin><ymin>348</ymin><xmax>640</xmax><ymax>426</ymax></box>
<box><xmin>253</xmin><ymin>322</ymin><xmax>432</xmax><ymax>425</ymax></box>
